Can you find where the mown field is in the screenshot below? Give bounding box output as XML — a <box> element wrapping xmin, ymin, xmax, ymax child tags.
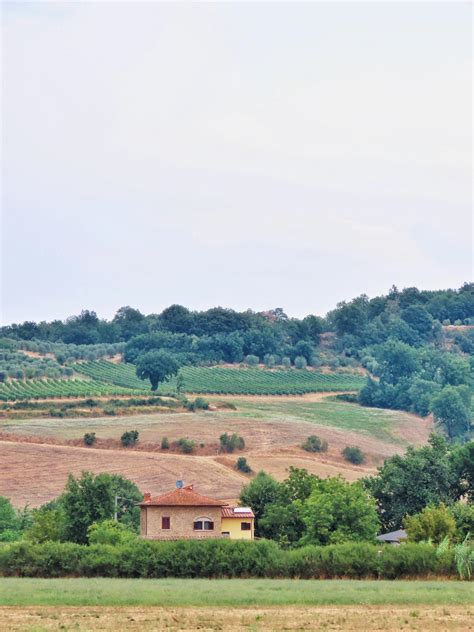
<box><xmin>1</xmin><ymin>604</ymin><xmax>471</xmax><ymax>631</ymax></box>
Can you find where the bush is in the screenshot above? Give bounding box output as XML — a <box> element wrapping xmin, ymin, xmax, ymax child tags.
<box><xmin>83</xmin><ymin>433</ymin><xmax>96</xmax><ymax>446</ymax></box>
<box><xmin>294</xmin><ymin>356</ymin><xmax>308</xmax><ymax>369</ymax></box>
<box><xmin>161</xmin><ymin>437</ymin><xmax>170</xmax><ymax>450</ymax></box>
<box><xmin>121</xmin><ymin>430</ymin><xmax>139</xmax><ymax>447</ymax></box>
<box><xmin>178</xmin><ymin>438</ymin><xmax>195</xmax><ymax>454</ymax></box>
<box><xmin>220</xmin><ymin>432</ymin><xmax>245</xmax><ymax>453</ymax></box>
<box><xmin>236</xmin><ymin>457</ymin><xmax>252</xmax><ymax>473</ymax></box>
<box><xmin>0</xmin><ymin>540</ymin><xmax>457</xmax><ymax>579</ymax></box>
<box><xmin>302</xmin><ymin>435</ymin><xmax>328</xmax><ymax>453</ymax></box>
<box><xmin>342</xmin><ymin>446</ymin><xmax>365</xmax><ymax>464</ymax></box>
<box><xmin>245</xmin><ymin>355</ymin><xmax>259</xmax><ymax>367</ymax></box>
<box><xmin>281</xmin><ymin>357</ymin><xmax>291</xmax><ymax>368</ymax></box>
<box><xmin>263</xmin><ymin>354</ymin><xmax>276</xmax><ymax>368</ymax></box>
<box><xmin>404</xmin><ymin>504</ymin><xmax>456</xmax><ymax>544</ymax></box>
<box><xmin>187</xmin><ymin>397</ymin><xmax>210</xmax><ymax>411</ymax></box>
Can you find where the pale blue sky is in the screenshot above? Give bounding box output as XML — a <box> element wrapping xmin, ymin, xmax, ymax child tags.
<box><xmin>1</xmin><ymin>2</ymin><xmax>472</xmax><ymax>324</ymax></box>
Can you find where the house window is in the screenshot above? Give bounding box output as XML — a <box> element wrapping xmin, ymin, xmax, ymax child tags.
<box><xmin>194</xmin><ymin>517</ymin><xmax>214</xmax><ymax>530</ymax></box>
<box><xmin>162</xmin><ymin>516</ymin><xmax>170</xmax><ymax>530</ymax></box>
<box><xmin>241</xmin><ymin>522</ymin><xmax>251</xmax><ymax>531</ymax></box>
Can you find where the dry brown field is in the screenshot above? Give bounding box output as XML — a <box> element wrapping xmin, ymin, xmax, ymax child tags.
<box><xmin>0</xmin><ymin>395</ymin><xmax>433</xmax><ymax>507</ymax></box>
<box><xmin>0</xmin><ymin>605</ymin><xmax>471</xmax><ymax>631</ymax></box>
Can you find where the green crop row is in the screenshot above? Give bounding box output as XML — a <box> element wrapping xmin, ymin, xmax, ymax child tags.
<box><xmin>0</xmin><ymin>377</ymin><xmax>145</xmax><ymax>402</ymax></box>
<box><xmin>74</xmin><ymin>361</ymin><xmax>365</xmax><ymax>395</ymax></box>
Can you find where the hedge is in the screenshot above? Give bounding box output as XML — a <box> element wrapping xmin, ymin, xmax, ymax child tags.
<box><xmin>0</xmin><ymin>540</ymin><xmax>459</xmax><ymax>579</ymax></box>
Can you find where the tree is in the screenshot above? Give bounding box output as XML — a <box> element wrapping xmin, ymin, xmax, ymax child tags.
<box><xmin>159</xmin><ymin>304</ymin><xmax>193</xmax><ymax>333</ymax></box>
<box><xmin>400</xmin><ymin>305</ymin><xmax>433</xmax><ymax>338</ymax></box>
<box><xmin>449</xmin><ymin>501</ymin><xmax>474</xmax><ymax>542</ymax></box>
<box><xmin>62</xmin><ymin>472</ymin><xmax>115</xmax><ymax>544</ymax></box>
<box><xmin>0</xmin><ymin>497</ymin><xmax>17</xmax><ymax>534</ymax></box>
<box><xmin>26</xmin><ymin>507</ymin><xmax>65</xmax><ymax>543</ymax></box>
<box><xmin>300</xmin><ymin>476</ymin><xmax>379</xmax><ymax>545</ymax></box>
<box><xmin>431</xmin><ymin>387</ymin><xmax>471</xmax><ymax>440</ymax></box>
<box><xmin>61</xmin><ymin>472</ymin><xmax>142</xmax><ymax>543</ymax></box>
<box><xmin>451</xmin><ymin>441</ymin><xmax>474</xmax><ymax>501</ymax></box>
<box><xmin>364</xmin><ymin>435</ymin><xmax>460</xmax><ymax>531</ymax></box>
<box><xmin>135</xmin><ymin>350</ymin><xmax>180</xmax><ymax>391</ymax></box>
<box><xmin>404</xmin><ymin>504</ymin><xmax>456</xmax><ymax>544</ymax></box>
<box><xmin>375</xmin><ymin>339</ymin><xmax>419</xmax><ymax>384</ymax></box>
<box><xmin>239</xmin><ymin>471</ymin><xmax>281</xmax><ymax>535</ymax></box>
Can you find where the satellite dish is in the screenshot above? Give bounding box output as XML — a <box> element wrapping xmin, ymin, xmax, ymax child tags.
<box><xmin>176</xmin><ymin>480</ymin><xmax>184</xmax><ymax>489</ymax></box>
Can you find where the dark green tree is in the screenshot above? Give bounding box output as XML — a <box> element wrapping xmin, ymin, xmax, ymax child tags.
<box><xmin>431</xmin><ymin>386</ymin><xmax>471</xmax><ymax>440</ymax></box>
<box><xmin>364</xmin><ymin>435</ymin><xmax>460</xmax><ymax>531</ymax></box>
<box><xmin>62</xmin><ymin>472</ymin><xmax>142</xmax><ymax>543</ymax></box>
<box><xmin>239</xmin><ymin>471</ymin><xmax>281</xmax><ymax>536</ymax></box>
<box><xmin>135</xmin><ymin>350</ymin><xmax>180</xmax><ymax>391</ymax></box>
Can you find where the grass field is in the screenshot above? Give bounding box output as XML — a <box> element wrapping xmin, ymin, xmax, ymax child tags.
<box><xmin>0</xmin><ymin>578</ymin><xmax>471</xmax><ymax>607</ymax></box>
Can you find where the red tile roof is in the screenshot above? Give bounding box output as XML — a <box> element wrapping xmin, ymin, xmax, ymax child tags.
<box><xmin>139</xmin><ymin>485</ymin><xmax>228</xmax><ymax>507</ymax></box>
<box><xmin>221</xmin><ymin>507</ymin><xmax>255</xmax><ymax>519</ymax></box>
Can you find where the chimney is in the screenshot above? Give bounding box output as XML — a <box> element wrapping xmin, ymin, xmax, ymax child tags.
<box><xmin>143</xmin><ymin>492</ymin><xmax>151</xmax><ymax>502</ymax></box>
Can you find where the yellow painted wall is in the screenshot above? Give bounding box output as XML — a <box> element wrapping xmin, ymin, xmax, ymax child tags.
<box><xmin>221</xmin><ymin>517</ymin><xmax>254</xmax><ymax>540</ymax></box>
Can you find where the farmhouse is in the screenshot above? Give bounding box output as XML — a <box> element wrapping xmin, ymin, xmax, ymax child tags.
<box><xmin>139</xmin><ymin>483</ymin><xmax>254</xmax><ymax>540</ymax></box>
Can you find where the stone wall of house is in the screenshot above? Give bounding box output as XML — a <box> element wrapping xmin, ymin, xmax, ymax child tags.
<box><xmin>141</xmin><ymin>506</ymin><xmax>223</xmax><ymax>539</ymax></box>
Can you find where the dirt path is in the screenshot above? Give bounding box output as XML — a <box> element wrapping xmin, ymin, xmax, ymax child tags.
<box><xmin>205</xmin><ymin>391</ymin><xmax>356</xmax><ymax>403</ymax></box>
<box><xmin>0</xmin><ymin>606</ymin><xmax>471</xmax><ymax>631</ymax></box>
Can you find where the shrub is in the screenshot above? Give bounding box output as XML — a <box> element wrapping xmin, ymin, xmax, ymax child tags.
<box><xmin>302</xmin><ymin>435</ymin><xmax>328</xmax><ymax>453</ymax></box>
<box><xmin>404</xmin><ymin>504</ymin><xmax>456</xmax><ymax>544</ymax></box>
<box><xmin>0</xmin><ymin>540</ymin><xmax>457</xmax><ymax>579</ymax></box>
<box><xmin>281</xmin><ymin>357</ymin><xmax>291</xmax><ymax>368</ymax></box>
<box><xmin>294</xmin><ymin>356</ymin><xmax>307</xmax><ymax>369</ymax></box>
<box><xmin>236</xmin><ymin>457</ymin><xmax>252</xmax><ymax>473</ymax></box>
<box><xmin>121</xmin><ymin>430</ymin><xmax>139</xmax><ymax>447</ymax></box>
<box><xmin>220</xmin><ymin>432</ymin><xmax>245</xmax><ymax>453</ymax></box>
<box><xmin>161</xmin><ymin>437</ymin><xmax>170</xmax><ymax>450</ymax></box>
<box><xmin>186</xmin><ymin>397</ymin><xmax>210</xmax><ymax>412</ymax></box>
<box><xmin>263</xmin><ymin>354</ymin><xmax>276</xmax><ymax>368</ymax></box>
<box><xmin>342</xmin><ymin>446</ymin><xmax>365</xmax><ymax>464</ymax></box>
<box><xmin>194</xmin><ymin>397</ymin><xmax>209</xmax><ymax>410</ymax></box>
<box><xmin>83</xmin><ymin>433</ymin><xmax>96</xmax><ymax>446</ymax></box>
<box><xmin>245</xmin><ymin>355</ymin><xmax>259</xmax><ymax>367</ymax></box>
<box><xmin>178</xmin><ymin>438</ymin><xmax>195</xmax><ymax>454</ymax></box>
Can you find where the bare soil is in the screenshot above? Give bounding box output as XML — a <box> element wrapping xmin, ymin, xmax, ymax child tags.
<box><xmin>0</xmin><ymin>606</ymin><xmax>471</xmax><ymax>631</ymax></box>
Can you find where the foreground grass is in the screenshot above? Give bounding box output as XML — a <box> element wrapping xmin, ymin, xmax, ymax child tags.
<box><xmin>0</xmin><ymin>578</ymin><xmax>471</xmax><ymax>607</ymax></box>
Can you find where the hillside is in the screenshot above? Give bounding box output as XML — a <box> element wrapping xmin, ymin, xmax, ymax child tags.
<box><xmin>0</xmin><ymin>395</ymin><xmax>432</xmax><ymax>507</ymax></box>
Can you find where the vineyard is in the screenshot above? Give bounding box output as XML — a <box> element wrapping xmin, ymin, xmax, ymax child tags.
<box><xmin>74</xmin><ymin>361</ymin><xmax>366</xmax><ymax>395</ymax></box>
<box><xmin>0</xmin><ymin>377</ymin><xmax>145</xmax><ymax>401</ymax></box>
<box><xmin>0</xmin><ymin>361</ymin><xmax>366</xmax><ymax>401</ymax></box>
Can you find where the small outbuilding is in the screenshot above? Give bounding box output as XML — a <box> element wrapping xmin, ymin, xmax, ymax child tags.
<box><xmin>376</xmin><ymin>529</ymin><xmax>407</xmax><ymax>545</ymax></box>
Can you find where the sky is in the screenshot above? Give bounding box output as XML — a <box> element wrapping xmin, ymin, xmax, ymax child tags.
<box><xmin>1</xmin><ymin>1</ymin><xmax>472</xmax><ymax>325</ymax></box>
